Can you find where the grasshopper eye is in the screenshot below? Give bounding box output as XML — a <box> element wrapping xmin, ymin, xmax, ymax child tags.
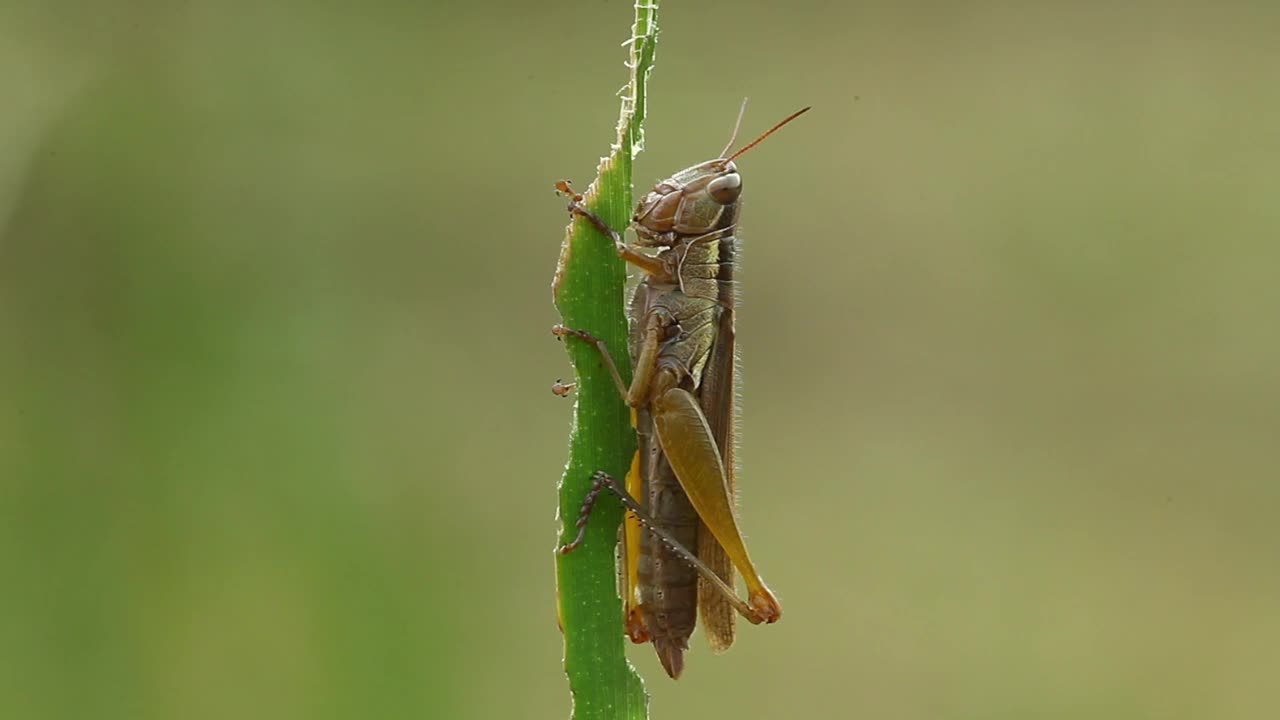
<box><xmin>707</xmin><ymin>172</ymin><xmax>741</xmax><ymax>204</ymax></box>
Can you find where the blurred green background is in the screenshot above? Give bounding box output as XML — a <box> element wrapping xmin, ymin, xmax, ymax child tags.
<box><xmin>2</xmin><ymin>1</ymin><xmax>1278</xmax><ymax>718</ymax></box>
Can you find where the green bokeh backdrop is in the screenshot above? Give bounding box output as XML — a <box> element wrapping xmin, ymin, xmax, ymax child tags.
<box><xmin>2</xmin><ymin>2</ymin><xmax>1277</xmax><ymax>718</ymax></box>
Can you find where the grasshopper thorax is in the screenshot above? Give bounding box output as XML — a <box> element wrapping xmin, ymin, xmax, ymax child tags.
<box><xmin>632</xmin><ymin>159</ymin><xmax>741</xmax><ymax>246</ymax></box>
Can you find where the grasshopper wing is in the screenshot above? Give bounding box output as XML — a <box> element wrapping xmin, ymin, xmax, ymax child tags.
<box><xmin>696</xmin><ymin>264</ymin><xmax>739</xmax><ymax>652</ymax></box>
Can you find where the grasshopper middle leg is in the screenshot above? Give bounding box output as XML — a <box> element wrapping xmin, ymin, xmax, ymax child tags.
<box><xmin>551</xmin><ymin>325</ymin><xmax>629</xmax><ymax>399</ymax></box>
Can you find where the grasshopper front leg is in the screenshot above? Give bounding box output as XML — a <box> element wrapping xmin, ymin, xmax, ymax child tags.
<box><xmin>556</xmin><ymin>180</ymin><xmax>668</xmax><ymax>278</ymax></box>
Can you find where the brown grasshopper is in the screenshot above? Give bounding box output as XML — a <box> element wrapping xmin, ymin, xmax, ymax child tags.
<box><xmin>556</xmin><ymin>104</ymin><xmax>809</xmax><ymax>678</ymax></box>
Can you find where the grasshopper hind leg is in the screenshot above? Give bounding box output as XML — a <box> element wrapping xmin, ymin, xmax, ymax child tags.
<box><xmin>559</xmin><ymin>470</ymin><xmax>763</xmax><ymax>624</ymax></box>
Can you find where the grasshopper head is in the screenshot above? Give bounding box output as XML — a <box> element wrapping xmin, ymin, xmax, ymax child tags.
<box><xmin>631</xmin><ymin>159</ymin><xmax>741</xmax><ymax>245</ymax></box>
<box><xmin>630</xmin><ymin>104</ymin><xmax>809</xmax><ymax>247</ymax></box>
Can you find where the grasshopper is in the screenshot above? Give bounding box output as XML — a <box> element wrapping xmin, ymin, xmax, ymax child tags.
<box><xmin>555</xmin><ymin>104</ymin><xmax>809</xmax><ymax>678</ymax></box>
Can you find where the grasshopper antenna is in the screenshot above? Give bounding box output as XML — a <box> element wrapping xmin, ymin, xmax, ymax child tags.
<box><xmin>724</xmin><ymin>106</ymin><xmax>812</xmax><ymax>163</ymax></box>
<box><xmin>718</xmin><ymin>97</ymin><xmax>750</xmax><ymax>159</ymax></box>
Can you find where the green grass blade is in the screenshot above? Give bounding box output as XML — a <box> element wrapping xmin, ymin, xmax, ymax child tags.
<box><xmin>551</xmin><ymin>2</ymin><xmax>660</xmax><ymax>719</ymax></box>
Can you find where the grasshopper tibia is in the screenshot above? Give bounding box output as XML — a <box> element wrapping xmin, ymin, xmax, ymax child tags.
<box><xmin>559</xmin><ymin>470</ymin><xmax>765</xmax><ymax>625</ymax></box>
<box><xmin>557</xmin><ymin>470</ymin><xmax>615</xmax><ymax>555</ymax></box>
